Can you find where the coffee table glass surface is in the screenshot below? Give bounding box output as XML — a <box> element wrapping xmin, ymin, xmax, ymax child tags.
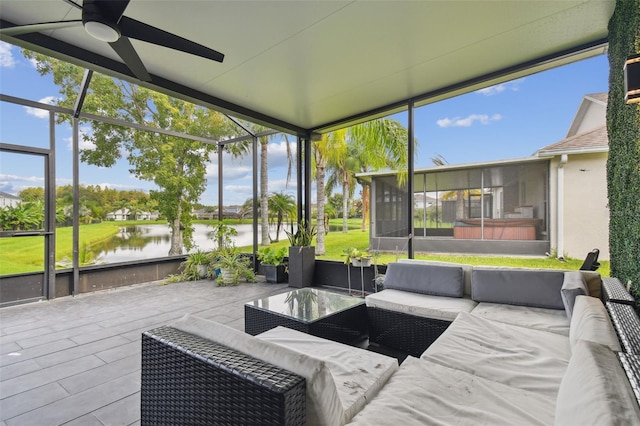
<box><xmin>244</xmin><ymin>288</ymin><xmax>367</xmax><ymax>344</ymax></box>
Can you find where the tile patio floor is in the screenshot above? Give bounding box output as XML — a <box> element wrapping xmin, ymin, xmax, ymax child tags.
<box><xmin>0</xmin><ymin>279</ymin><xmax>290</xmax><ymax>426</ymax></box>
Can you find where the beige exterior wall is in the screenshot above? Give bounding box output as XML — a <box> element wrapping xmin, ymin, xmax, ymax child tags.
<box><xmin>548</xmin><ymin>152</ymin><xmax>609</xmax><ymax>260</ymax></box>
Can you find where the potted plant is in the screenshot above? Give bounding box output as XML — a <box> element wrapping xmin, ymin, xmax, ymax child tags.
<box><xmin>285</xmin><ymin>220</ymin><xmax>317</xmax><ymax>288</ymax></box>
<box><xmin>181</xmin><ymin>249</ymin><xmax>210</xmax><ymax>280</ymax></box>
<box><xmin>212</xmin><ymin>248</ymin><xmax>256</xmax><ymax>286</ymax></box>
<box><xmin>343</xmin><ymin>247</ymin><xmax>372</xmax><ymax>267</ymax></box>
<box><xmin>257</xmin><ymin>246</ymin><xmax>288</xmax><ymax>283</ymax></box>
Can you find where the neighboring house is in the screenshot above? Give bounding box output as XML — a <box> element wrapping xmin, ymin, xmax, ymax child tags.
<box><xmin>360</xmin><ymin>93</ymin><xmax>610</xmax><ymax>260</ymax></box>
<box><xmin>106</xmin><ymin>208</ymin><xmax>158</xmax><ymax>221</ymax></box>
<box><xmin>0</xmin><ymin>191</ymin><xmax>22</xmax><ymax>209</ymax></box>
<box><xmin>192</xmin><ymin>208</ymin><xmax>216</xmax><ymax>220</ymax></box>
<box><xmin>535</xmin><ymin>93</ymin><xmax>609</xmax><ymax>260</ymax></box>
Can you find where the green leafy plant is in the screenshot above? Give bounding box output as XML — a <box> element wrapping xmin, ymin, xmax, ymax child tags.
<box><xmin>342</xmin><ymin>247</ymin><xmax>370</xmax><ymax>265</ymax></box>
<box><xmin>209</xmin><ymin>223</ymin><xmax>238</xmax><ymax>251</ymax></box>
<box><xmin>212</xmin><ymin>249</ymin><xmax>256</xmax><ymax>286</ymax></box>
<box><xmin>180</xmin><ymin>249</ymin><xmax>210</xmax><ymax>281</ymax></box>
<box><xmin>285</xmin><ymin>220</ymin><xmax>317</xmax><ymax>246</ymax></box>
<box><xmin>257</xmin><ymin>246</ymin><xmax>287</xmax><ymax>266</ymax></box>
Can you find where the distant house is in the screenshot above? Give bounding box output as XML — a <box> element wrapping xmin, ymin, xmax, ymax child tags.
<box><xmin>106</xmin><ymin>208</ymin><xmax>158</xmax><ymax>221</ymax></box>
<box><xmin>360</xmin><ymin>93</ymin><xmax>610</xmax><ymax>260</ymax></box>
<box><xmin>192</xmin><ymin>208</ymin><xmax>216</xmax><ymax>220</ymax></box>
<box><xmin>0</xmin><ymin>191</ymin><xmax>21</xmax><ymax>209</ymax></box>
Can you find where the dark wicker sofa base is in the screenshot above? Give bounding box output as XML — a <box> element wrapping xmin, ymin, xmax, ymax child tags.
<box><xmin>367</xmin><ymin>306</ymin><xmax>451</xmax><ymax>358</ymax></box>
<box><xmin>141</xmin><ymin>326</ymin><xmax>306</xmax><ymax>425</ymax></box>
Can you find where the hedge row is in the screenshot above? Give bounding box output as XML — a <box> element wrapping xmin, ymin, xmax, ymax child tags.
<box><xmin>606</xmin><ymin>0</ymin><xmax>640</xmax><ymax>308</ymax></box>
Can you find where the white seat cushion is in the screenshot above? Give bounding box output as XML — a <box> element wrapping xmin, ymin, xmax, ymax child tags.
<box><xmin>256</xmin><ymin>326</ymin><xmax>398</xmax><ymax>424</ymax></box>
<box><xmin>349</xmin><ymin>357</ymin><xmax>556</xmax><ymax>426</ymax></box>
<box><xmin>365</xmin><ymin>289</ymin><xmax>477</xmax><ymax>321</ymax></box>
<box><xmin>172</xmin><ymin>315</ymin><xmax>342</xmax><ymax>426</ymax></box>
<box><xmin>470</xmin><ymin>302</ymin><xmax>570</xmax><ymax>335</ymax></box>
<box><xmin>422</xmin><ymin>312</ymin><xmax>571</xmax><ymax>399</ymax></box>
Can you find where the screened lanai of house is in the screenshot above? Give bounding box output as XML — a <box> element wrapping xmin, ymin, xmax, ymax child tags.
<box><xmin>0</xmin><ymin>0</ymin><xmax>619</xmax><ymax>303</ymax></box>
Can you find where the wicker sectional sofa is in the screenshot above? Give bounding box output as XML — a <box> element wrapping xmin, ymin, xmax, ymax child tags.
<box><xmin>141</xmin><ymin>263</ymin><xmax>640</xmax><ymax>425</ymax></box>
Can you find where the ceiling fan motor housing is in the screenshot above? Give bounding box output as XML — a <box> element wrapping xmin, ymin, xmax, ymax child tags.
<box><xmin>82</xmin><ymin>0</ymin><xmax>122</xmax><ymax>42</ymax></box>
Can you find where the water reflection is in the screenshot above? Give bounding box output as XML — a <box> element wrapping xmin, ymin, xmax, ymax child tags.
<box><xmin>92</xmin><ymin>223</ymin><xmax>266</xmax><ymax>263</ymax></box>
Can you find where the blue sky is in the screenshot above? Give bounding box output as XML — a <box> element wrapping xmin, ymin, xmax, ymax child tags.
<box><xmin>0</xmin><ymin>40</ymin><xmax>609</xmax><ymax>206</ymax></box>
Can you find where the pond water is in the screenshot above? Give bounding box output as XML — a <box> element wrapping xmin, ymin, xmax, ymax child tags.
<box><xmin>91</xmin><ymin>223</ymin><xmax>275</xmax><ymax>263</ymax></box>
<box><xmin>89</xmin><ymin>222</ymin><xmax>356</xmax><ymax>264</ymax></box>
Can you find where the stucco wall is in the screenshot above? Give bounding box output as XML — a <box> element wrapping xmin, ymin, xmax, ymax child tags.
<box><xmin>548</xmin><ymin>153</ymin><xmax>609</xmax><ymax>260</ymax></box>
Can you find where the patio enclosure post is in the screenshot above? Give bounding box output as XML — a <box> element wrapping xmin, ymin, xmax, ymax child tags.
<box><xmin>408</xmin><ymin>100</ymin><xmax>415</xmax><ymax>258</ymax></box>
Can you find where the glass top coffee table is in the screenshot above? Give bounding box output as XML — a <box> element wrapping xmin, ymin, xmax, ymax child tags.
<box><xmin>245</xmin><ymin>288</ymin><xmax>367</xmax><ymax>345</ymax></box>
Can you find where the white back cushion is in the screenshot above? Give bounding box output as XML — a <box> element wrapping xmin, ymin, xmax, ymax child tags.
<box><xmin>569</xmin><ymin>296</ymin><xmax>621</xmax><ymax>352</ymax></box>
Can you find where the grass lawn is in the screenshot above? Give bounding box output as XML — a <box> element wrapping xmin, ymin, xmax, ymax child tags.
<box><xmin>243</xmin><ymin>219</ymin><xmax>610</xmax><ymax>277</ymax></box>
<box><xmin>1</xmin><ymin>218</ymin><xmax>609</xmax><ymax>277</ymax></box>
<box><xmin>0</xmin><ymin>222</ymin><xmax>122</xmax><ymax>274</ymax></box>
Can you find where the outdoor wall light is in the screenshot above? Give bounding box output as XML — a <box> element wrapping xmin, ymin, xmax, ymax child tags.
<box><xmin>624</xmin><ymin>54</ymin><xmax>640</xmax><ymax>104</ymax></box>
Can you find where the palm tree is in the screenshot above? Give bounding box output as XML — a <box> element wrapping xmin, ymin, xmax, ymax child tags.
<box><xmin>268</xmin><ymin>192</ymin><xmax>296</xmax><ymax>242</ymax></box>
<box><xmin>348</xmin><ymin>119</ymin><xmax>410</xmax><ymax>231</ymax></box>
<box><xmin>313</xmin><ymin>129</ymin><xmax>347</xmax><ymax>255</ymax></box>
<box><xmin>245</xmin><ymin>124</ymin><xmax>294</xmax><ymax>246</ymax></box>
<box><xmin>326</xmin><ymin>143</ymin><xmax>359</xmax><ymax>233</ymax></box>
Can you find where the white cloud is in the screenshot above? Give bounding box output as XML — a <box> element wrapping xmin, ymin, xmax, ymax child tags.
<box><xmin>64</xmin><ymin>126</ymin><xmax>96</xmax><ymax>150</ymax></box>
<box><xmin>96</xmin><ymin>182</ymin><xmax>147</xmax><ymax>191</ymax></box>
<box><xmin>25</xmin><ymin>96</ymin><xmax>57</xmax><ymax>119</ymax></box>
<box><xmin>268</xmin><ymin>178</ymin><xmax>296</xmax><ymax>193</ymax></box>
<box><xmin>436</xmin><ymin>113</ymin><xmax>502</xmax><ymax>128</ymax></box>
<box><xmin>476</xmin><ymin>78</ymin><xmax>525</xmax><ymax>96</ymax></box>
<box><xmin>0</xmin><ymin>41</ymin><xmax>16</xmax><ymax>68</ymax></box>
<box><xmin>224</xmin><ymin>185</ymin><xmax>252</xmax><ymax>195</ymax></box>
<box><xmin>0</xmin><ymin>173</ymin><xmax>44</xmax><ymax>184</ymax></box>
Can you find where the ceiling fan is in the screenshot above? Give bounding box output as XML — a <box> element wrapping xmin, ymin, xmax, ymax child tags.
<box><xmin>0</xmin><ymin>0</ymin><xmax>225</xmax><ymax>82</ymax></box>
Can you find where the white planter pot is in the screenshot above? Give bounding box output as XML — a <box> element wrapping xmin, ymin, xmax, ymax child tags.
<box><xmin>352</xmin><ymin>258</ymin><xmax>371</xmax><ymax>267</ymax></box>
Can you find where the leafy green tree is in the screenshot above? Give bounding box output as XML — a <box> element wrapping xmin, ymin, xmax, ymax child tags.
<box><xmin>18</xmin><ymin>187</ymin><xmax>44</xmax><ymax>203</ymax></box>
<box><xmin>24</xmin><ymin>51</ymin><xmax>239</xmax><ymax>254</ymax></box>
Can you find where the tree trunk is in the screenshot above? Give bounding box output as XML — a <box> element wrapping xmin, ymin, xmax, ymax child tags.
<box><xmin>316</xmin><ymin>164</ymin><xmax>326</xmax><ymax>255</ymax></box>
<box><xmin>361</xmin><ymin>184</ymin><xmax>370</xmax><ymax>232</ymax></box>
<box><xmin>169</xmin><ymin>215</ymin><xmax>183</xmax><ymax>255</ymax></box>
<box><xmin>342</xmin><ymin>178</ymin><xmax>349</xmax><ymax>233</ymax></box>
<box><xmin>260</xmin><ymin>140</ymin><xmax>270</xmax><ymax>245</ymax></box>
<box><xmin>276</xmin><ymin>211</ymin><xmax>282</xmax><ymax>241</ymax></box>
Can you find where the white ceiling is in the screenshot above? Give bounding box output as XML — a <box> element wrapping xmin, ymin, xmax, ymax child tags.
<box><xmin>0</xmin><ymin>0</ymin><xmax>615</xmax><ymax>135</ymax></box>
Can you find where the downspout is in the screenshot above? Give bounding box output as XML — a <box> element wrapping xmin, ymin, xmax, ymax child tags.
<box><xmin>557</xmin><ymin>154</ymin><xmax>568</xmax><ymax>260</ymax></box>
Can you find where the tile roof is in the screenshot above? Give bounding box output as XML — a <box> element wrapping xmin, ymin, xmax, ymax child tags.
<box><xmin>584</xmin><ymin>92</ymin><xmax>608</xmax><ymax>104</ymax></box>
<box><xmin>536</xmin><ymin>125</ymin><xmax>608</xmax><ymax>156</ymax></box>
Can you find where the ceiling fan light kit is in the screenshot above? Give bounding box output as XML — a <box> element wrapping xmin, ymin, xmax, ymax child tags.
<box><xmin>83</xmin><ymin>21</ymin><xmax>120</xmax><ymax>42</ymax></box>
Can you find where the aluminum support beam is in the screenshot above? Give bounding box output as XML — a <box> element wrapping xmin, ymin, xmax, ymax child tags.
<box><xmin>72</xmin><ymin>117</ymin><xmax>80</xmax><ymax>295</ymax></box>
<box><xmin>46</xmin><ymin>111</ymin><xmax>56</xmax><ymax>299</ymax></box>
<box><xmin>252</xmin><ymin>136</ymin><xmax>259</xmax><ymax>270</ymax></box>
<box><xmin>303</xmin><ymin>136</ymin><xmax>311</xmax><ymax>226</ymax></box>
<box><xmin>407</xmin><ymin>101</ymin><xmax>415</xmax><ymax>258</ymax></box>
